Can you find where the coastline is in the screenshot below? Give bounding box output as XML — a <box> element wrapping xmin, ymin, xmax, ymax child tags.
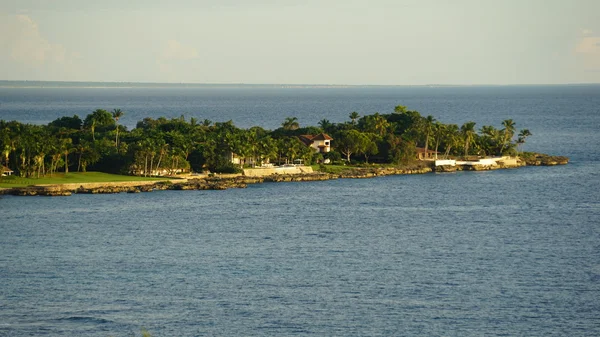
<box><xmin>0</xmin><ymin>154</ymin><xmax>568</xmax><ymax>197</ymax></box>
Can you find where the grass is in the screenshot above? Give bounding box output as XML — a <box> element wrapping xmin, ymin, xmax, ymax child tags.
<box><xmin>316</xmin><ymin>164</ymin><xmax>352</xmax><ymax>174</ymax></box>
<box><xmin>0</xmin><ymin>172</ymin><xmax>168</xmax><ymax>188</ymax></box>
<box><xmin>312</xmin><ymin>161</ymin><xmax>428</xmax><ymax>175</ymax></box>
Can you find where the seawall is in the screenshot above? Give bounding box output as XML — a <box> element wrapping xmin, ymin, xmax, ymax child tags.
<box><xmin>243</xmin><ymin>166</ymin><xmax>314</xmax><ymax>176</ymax></box>
<box><xmin>0</xmin><ymin>155</ymin><xmax>568</xmax><ymax>197</ymax></box>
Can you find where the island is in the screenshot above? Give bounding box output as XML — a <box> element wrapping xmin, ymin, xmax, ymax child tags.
<box><xmin>0</xmin><ymin>106</ymin><xmax>568</xmax><ymax>196</ymax></box>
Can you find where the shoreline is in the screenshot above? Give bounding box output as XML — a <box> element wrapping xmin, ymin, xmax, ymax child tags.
<box><xmin>0</xmin><ymin>154</ymin><xmax>568</xmax><ymax>197</ymax></box>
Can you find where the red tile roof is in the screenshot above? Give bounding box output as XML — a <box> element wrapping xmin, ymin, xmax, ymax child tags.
<box><xmin>298</xmin><ymin>133</ymin><xmax>333</xmax><ymax>146</ymax></box>
<box><xmin>311</xmin><ymin>133</ymin><xmax>333</xmax><ymax>141</ymax></box>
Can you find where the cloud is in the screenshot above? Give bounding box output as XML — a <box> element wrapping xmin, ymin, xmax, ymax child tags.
<box><xmin>160</xmin><ymin>40</ymin><xmax>199</xmax><ymax>61</ymax></box>
<box><xmin>574</xmin><ymin>33</ymin><xmax>600</xmax><ymax>71</ymax></box>
<box><xmin>0</xmin><ymin>13</ymin><xmax>85</xmax><ymax>80</ymax></box>
<box><xmin>0</xmin><ymin>14</ymin><xmax>66</xmax><ymax>65</ymax></box>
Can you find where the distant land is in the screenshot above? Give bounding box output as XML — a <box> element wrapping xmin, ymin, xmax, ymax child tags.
<box><xmin>0</xmin><ymin>80</ymin><xmax>598</xmax><ymax>89</ymax></box>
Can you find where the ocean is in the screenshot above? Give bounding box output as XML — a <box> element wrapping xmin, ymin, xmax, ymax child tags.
<box><xmin>1</xmin><ymin>84</ymin><xmax>599</xmax><ymax>336</ymax></box>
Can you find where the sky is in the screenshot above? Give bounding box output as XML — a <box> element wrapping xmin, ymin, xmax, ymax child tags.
<box><xmin>1</xmin><ymin>0</ymin><xmax>599</xmax><ymax>85</ymax></box>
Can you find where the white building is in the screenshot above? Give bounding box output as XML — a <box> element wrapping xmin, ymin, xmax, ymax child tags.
<box><xmin>298</xmin><ymin>133</ymin><xmax>333</xmax><ymax>153</ymax></box>
<box><xmin>1</xmin><ymin>166</ymin><xmax>14</xmax><ymax>176</ymax></box>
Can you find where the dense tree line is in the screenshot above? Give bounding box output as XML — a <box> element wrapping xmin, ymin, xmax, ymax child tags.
<box><xmin>0</xmin><ymin>106</ymin><xmax>531</xmax><ymax>177</ymax></box>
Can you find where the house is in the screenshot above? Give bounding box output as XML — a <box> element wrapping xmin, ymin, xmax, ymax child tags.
<box><xmin>298</xmin><ymin>133</ymin><xmax>333</xmax><ymax>153</ymax></box>
<box><xmin>1</xmin><ymin>166</ymin><xmax>14</xmax><ymax>176</ymax></box>
<box><xmin>415</xmin><ymin>147</ymin><xmax>438</xmax><ymax>160</ymax></box>
<box><xmin>229</xmin><ymin>152</ymin><xmax>270</xmax><ymax>167</ymax></box>
<box><xmin>229</xmin><ymin>152</ymin><xmax>243</xmax><ymax>166</ymax></box>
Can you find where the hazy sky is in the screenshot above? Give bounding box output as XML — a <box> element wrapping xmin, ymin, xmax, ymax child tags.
<box><xmin>1</xmin><ymin>0</ymin><xmax>599</xmax><ymax>85</ymax></box>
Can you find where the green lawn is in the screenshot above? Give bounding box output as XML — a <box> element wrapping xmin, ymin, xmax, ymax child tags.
<box><xmin>312</xmin><ymin>164</ymin><xmax>374</xmax><ymax>174</ymax></box>
<box><xmin>312</xmin><ymin>163</ymin><xmax>409</xmax><ymax>174</ymax></box>
<box><xmin>0</xmin><ymin>172</ymin><xmax>168</xmax><ymax>188</ymax></box>
<box><xmin>316</xmin><ymin>164</ymin><xmax>351</xmax><ymax>174</ymax></box>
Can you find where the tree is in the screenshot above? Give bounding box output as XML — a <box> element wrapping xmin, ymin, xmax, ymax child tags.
<box><xmin>394</xmin><ymin>105</ymin><xmax>408</xmax><ymax>114</ymax></box>
<box><xmin>387</xmin><ymin>134</ymin><xmax>416</xmax><ymax>165</ymax></box>
<box><xmin>49</xmin><ymin>115</ymin><xmax>82</xmax><ymax>130</ymax></box>
<box><xmin>318</xmin><ymin>119</ymin><xmax>334</xmax><ymax>133</ymax></box>
<box><xmin>441</xmin><ymin>124</ymin><xmax>460</xmax><ymax>158</ymax></box>
<box><xmin>2</xmin><ymin>144</ymin><xmax>10</xmax><ymax>168</ymax></box>
<box><xmin>432</xmin><ymin>122</ymin><xmax>444</xmax><ymax>159</ymax></box>
<box><xmin>360</xmin><ymin>113</ymin><xmax>389</xmax><ymax>137</ymax></box>
<box><xmin>349</xmin><ymin>111</ymin><xmax>360</xmax><ymax>125</ymax></box>
<box><xmin>362</xmin><ymin>133</ymin><xmax>379</xmax><ymax>163</ymax></box>
<box><xmin>516</xmin><ymin>129</ymin><xmax>532</xmax><ymax>155</ymax></box>
<box><xmin>277</xmin><ymin>137</ymin><xmax>310</xmax><ymax>164</ymax></box>
<box><xmin>76</xmin><ymin>139</ymin><xmax>100</xmax><ymax>172</ymax></box>
<box><xmin>282</xmin><ymin>117</ymin><xmax>300</xmax><ymax>131</ymax></box>
<box><xmin>337</xmin><ymin>130</ymin><xmax>369</xmax><ymax>163</ymax></box>
<box><xmin>422</xmin><ymin>115</ymin><xmax>436</xmax><ymax>155</ymax></box>
<box><xmin>480</xmin><ymin>125</ymin><xmax>501</xmax><ymax>156</ymax></box>
<box><xmin>461</xmin><ymin>121</ymin><xmax>476</xmax><ymax>157</ymax></box>
<box><xmin>257</xmin><ymin>135</ymin><xmax>278</xmax><ymax>166</ymax></box>
<box><xmin>59</xmin><ymin>137</ymin><xmax>73</xmax><ymax>173</ymax></box>
<box><xmin>500</xmin><ymin>119</ymin><xmax>516</xmax><ymax>155</ymax></box>
<box><xmin>84</xmin><ymin>109</ymin><xmax>115</xmax><ymax>141</ymax></box>
<box><xmin>112</xmin><ymin>109</ymin><xmax>124</xmax><ymax>151</ymax></box>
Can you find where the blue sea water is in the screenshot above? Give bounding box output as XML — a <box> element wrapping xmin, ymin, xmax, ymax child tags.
<box><xmin>1</xmin><ymin>85</ymin><xmax>600</xmax><ymax>336</ymax></box>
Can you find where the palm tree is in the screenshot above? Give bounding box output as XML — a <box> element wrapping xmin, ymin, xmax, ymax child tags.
<box><xmin>282</xmin><ymin>117</ymin><xmax>300</xmax><ymax>131</ymax></box>
<box><xmin>442</xmin><ymin>124</ymin><xmax>460</xmax><ymax>158</ymax></box>
<box><xmin>89</xmin><ymin>119</ymin><xmax>96</xmax><ymax>141</ymax></box>
<box><xmin>84</xmin><ymin>109</ymin><xmax>113</xmax><ymax>141</ymax></box>
<box><xmin>349</xmin><ymin>111</ymin><xmax>360</xmax><ymax>125</ymax></box>
<box><xmin>500</xmin><ymin>119</ymin><xmax>516</xmax><ymax>155</ymax></box>
<box><xmin>480</xmin><ymin>125</ymin><xmax>501</xmax><ymax>155</ymax></box>
<box><xmin>394</xmin><ymin>105</ymin><xmax>408</xmax><ymax>114</ymax></box>
<box><xmin>76</xmin><ymin>142</ymin><xmax>86</xmax><ymax>172</ymax></box>
<box><xmin>461</xmin><ymin>121</ymin><xmax>476</xmax><ymax>157</ymax></box>
<box><xmin>59</xmin><ymin>137</ymin><xmax>73</xmax><ymax>173</ymax></box>
<box><xmin>432</xmin><ymin>122</ymin><xmax>444</xmax><ymax>159</ymax></box>
<box><xmin>258</xmin><ymin>136</ymin><xmax>277</xmax><ymax>165</ymax></box>
<box><xmin>422</xmin><ymin>115</ymin><xmax>436</xmax><ymax>155</ymax></box>
<box><xmin>2</xmin><ymin>144</ymin><xmax>10</xmax><ymax>168</ymax></box>
<box><xmin>318</xmin><ymin>119</ymin><xmax>334</xmax><ymax>133</ymax></box>
<box><xmin>112</xmin><ymin>109</ymin><xmax>124</xmax><ymax>150</ymax></box>
<box><xmin>369</xmin><ymin>113</ymin><xmax>389</xmax><ymax>136</ymax></box>
<box><xmin>516</xmin><ymin>129</ymin><xmax>532</xmax><ymax>155</ymax></box>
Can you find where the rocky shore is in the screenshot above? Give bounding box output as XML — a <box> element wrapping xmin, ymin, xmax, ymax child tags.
<box><xmin>521</xmin><ymin>153</ymin><xmax>570</xmax><ymax>166</ymax></box>
<box><xmin>0</xmin><ymin>154</ymin><xmax>568</xmax><ymax>197</ymax></box>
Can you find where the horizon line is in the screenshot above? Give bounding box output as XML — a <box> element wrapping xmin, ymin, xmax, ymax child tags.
<box><xmin>1</xmin><ymin>79</ymin><xmax>599</xmax><ymax>88</ymax></box>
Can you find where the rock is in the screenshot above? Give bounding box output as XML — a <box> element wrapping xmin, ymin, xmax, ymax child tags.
<box><xmin>522</xmin><ymin>153</ymin><xmax>569</xmax><ymax>166</ymax></box>
<box><xmin>264</xmin><ymin>173</ymin><xmax>335</xmax><ymax>182</ymax></box>
<box><xmin>3</xmin><ymin>157</ymin><xmax>569</xmax><ymax>197</ymax></box>
<box><xmin>40</xmin><ymin>191</ymin><xmax>72</xmax><ymax>196</ymax></box>
<box><xmin>434</xmin><ymin>165</ymin><xmax>457</xmax><ymax>172</ymax></box>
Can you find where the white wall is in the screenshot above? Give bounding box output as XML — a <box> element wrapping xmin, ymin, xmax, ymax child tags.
<box><xmin>435</xmin><ymin>159</ymin><xmax>456</xmax><ymax>166</ymax></box>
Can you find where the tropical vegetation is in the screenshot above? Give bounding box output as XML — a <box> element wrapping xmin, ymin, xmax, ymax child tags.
<box><xmin>0</xmin><ymin>106</ymin><xmax>531</xmax><ymax>178</ymax></box>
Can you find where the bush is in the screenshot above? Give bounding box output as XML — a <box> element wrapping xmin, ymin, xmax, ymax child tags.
<box><xmin>324</xmin><ymin>151</ymin><xmax>342</xmax><ymax>162</ymax></box>
<box><xmin>213</xmin><ymin>163</ymin><xmax>243</xmax><ymax>174</ymax></box>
